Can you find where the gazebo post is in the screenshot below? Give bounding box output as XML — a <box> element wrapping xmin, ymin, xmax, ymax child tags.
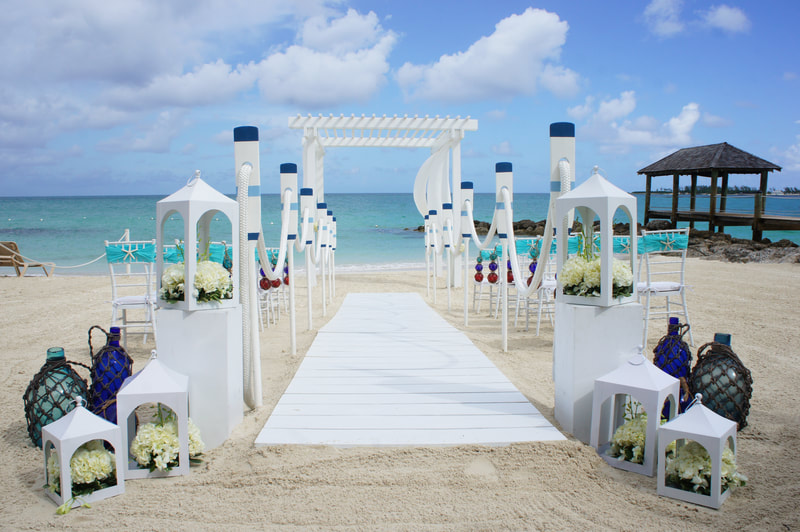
<box><xmin>689</xmin><ymin>173</ymin><xmax>697</xmax><ymax>229</ymax></box>
<box><xmin>644</xmin><ymin>174</ymin><xmax>652</xmax><ymax>225</ymax></box>
<box><xmin>671</xmin><ymin>172</ymin><xmax>680</xmax><ymax>227</ymax></box>
<box><xmin>754</xmin><ymin>170</ymin><xmax>769</xmax><ymax>240</ymax></box>
<box><xmin>709</xmin><ymin>169</ymin><xmax>719</xmax><ymax>232</ymax></box>
<box><xmin>719</xmin><ymin>172</ymin><xmax>729</xmax><ymax>233</ymax></box>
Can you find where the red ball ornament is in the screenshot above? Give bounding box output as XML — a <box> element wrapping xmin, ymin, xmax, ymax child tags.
<box><xmin>507</xmin><ymin>271</ymin><xmax>514</xmax><ymax>283</ymax></box>
<box><xmin>271</xmin><ymin>279</ymin><xmax>281</xmax><ymax>288</ymax></box>
<box><xmin>488</xmin><ymin>272</ymin><xmax>498</xmax><ymax>284</ymax></box>
<box><xmin>283</xmin><ymin>276</ymin><xmax>290</xmax><ymax>286</ymax></box>
<box><xmin>259</xmin><ymin>278</ymin><xmax>270</xmax><ymax>290</ymax></box>
<box><xmin>474</xmin><ymin>272</ymin><xmax>484</xmax><ymax>283</ymax></box>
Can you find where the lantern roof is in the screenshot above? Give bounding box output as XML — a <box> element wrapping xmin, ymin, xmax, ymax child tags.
<box><xmin>596</xmin><ymin>353</ymin><xmax>679</xmax><ymax>390</ymax></box>
<box><xmin>157</xmin><ymin>172</ymin><xmax>236</xmax><ymax>209</ymax></box>
<box><xmin>118</xmin><ymin>354</ymin><xmax>188</xmax><ymax>396</ymax></box>
<box><xmin>42</xmin><ymin>401</ymin><xmax>117</xmax><ymax>440</ymax></box>
<box><xmin>660</xmin><ymin>395</ymin><xmax>737</xmax><ymax>438</ymax></box>
<box><xmin>559</xmin><ymin>168</ymin><xmax>634</xmax><ymax>202</ymax></box>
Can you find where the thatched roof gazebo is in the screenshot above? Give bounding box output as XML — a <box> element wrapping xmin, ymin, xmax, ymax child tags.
<box><xmin>638</xmin><ymin>142</ymin><xmax>783</xmax><ymax>240</ymax></box>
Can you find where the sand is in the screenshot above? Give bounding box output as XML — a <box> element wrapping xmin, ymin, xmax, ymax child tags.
<box><xmin>1</xmin><ymin>258</ymin><xmax>798</xmax><ymax>530</ymax></box>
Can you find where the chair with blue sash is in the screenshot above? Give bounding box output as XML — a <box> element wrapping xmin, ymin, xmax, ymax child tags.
<box><xmin>636</xmin><ymin>228</ymin><xmax>693</xmax><ymax>346</ymax></box>
<box><xmin>105</xmin><ymin>239</ymin><xmax>157</xmax><ymax>348</ymax></box>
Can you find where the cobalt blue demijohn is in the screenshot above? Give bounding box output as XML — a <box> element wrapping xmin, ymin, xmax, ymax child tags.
<box><xmin>88</xmin><ymin>326</ymin><xmax>133</xmax><ymax>424</ymax></box>
<box><xmin>653</xmin><ymin>317</ymin><xmax>693</xmax><ymax>412</ymax></box>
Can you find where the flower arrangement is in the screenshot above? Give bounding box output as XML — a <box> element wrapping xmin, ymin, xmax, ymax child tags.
<box><xmin>47</xmin><ymin>439</ymin><xmax>116</xmax><ymax>513</ymax></box>
<box><xmin>607</xmin><ymin>400</ymin><xmax>648</xmax><ymax>464</ymax></box>
<box><xmin>561</xmin><ymin>256</ymin><xmax>633</xmax><ymax>298</ymax></box>
<box><xmin>664</xmin><ymin>440</ymin><xmax>747</xmax><ymax>496</ymax></box>
<box><xmin>129</xmin><ymin>403</ymin><xmax>204</xmax><ymax>472</ymax></box>
<box><xmin>160</xmin><ymin>260</ymin><xmax>233</xmax><ymax>303</ymax></box>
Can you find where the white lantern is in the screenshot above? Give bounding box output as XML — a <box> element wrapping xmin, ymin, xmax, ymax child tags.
<box><xmin>116</xmin><ymin>352</ymin><xmax>190</xmax><ymax>479</ymax></box>
<box><xmin>42</xmin><ymin>398</ymin><xmax>124</xmax><ymax>509</ymax></box>
<box><xmin>156</xmin><ymin>171</ymin><xmax>240</xmax><ymax>311</ymax></box>
<box><xmin>554</xmin><ymin>167</ymin><xmax>638</xmax><ymax>307</ymax></box>
<box><xmin>590</xmin><ymin>353</ymin><xmax>680</xmax><ymax>476</ymax></box>
<box><xmin>657</xmin><ymin>395</ymin><xmax>740</xmax><ymax>509</ymax></box>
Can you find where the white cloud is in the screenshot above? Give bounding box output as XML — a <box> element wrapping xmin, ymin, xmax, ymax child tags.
<box><xmin>491</xmin><ymin>141</ymin><xmax>515</xmax><ymax>156</ymax></box>
<box><xmin>702</xmin><ymin>5</ymin><xmax>751</xmax><ymax>33</ymax></box>
<box><xmin>702</xmin><ymin>112</ymin><xmax>734</xmax><ymax>127</ymax></box>
<box><xmin>780</xmin><ymin>134</ymin><xmax>800</xmax><ymax>171</ymax></box>
<box><xmin>105</xmin><ymin>60</ymin><xmax>258</xmax><ymax>110</ymax></box>
<box><xmin>397</xmin><ymin>8</ymin><xmax>577</xmax><ymax>102</ymax></box>
<box><xmin>98</xmin><ymin>110</ymin><xmax>188</xmax><ymax>153</ymax></box>
<box><xmin>782</xmin><ymin>72</ymin><xmax>798</xmax><ymax>81</ymax></box>
<box><xmin>256</xmin><ymin>31</ymin><xmax>396</xmax><ymax>107</ymax></box>
<box><xmin>644</xmin><ymin>0</ymin><xmax>685</xmax><ymax>37</ymax></box>
<box><xmin>485</xmin><ymin>109</ymin><xmax>507</xmax><ymax>121</ymax></box>
<box><xmin>596</xmin><ymin>91</ymin><xmax>636</xmax><ymax>123</ymax></box>
<box><xmin>567</xmin><ymin>96</ymin><xmax>595</xmax><ymax>121</ymax></box>
<box><xmin>301</xmin><ymin>9</ymin><xmax>384</xmax><ymax>54</ymax></box>
<box><xmin>575</xmin><ymin>91</ymin><xmax>700</xmax><ymax>150</ymax></box>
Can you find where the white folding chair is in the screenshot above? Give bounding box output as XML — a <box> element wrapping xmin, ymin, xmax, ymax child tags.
<box><xmin>105</xmin><ymin>239</ymin><xmax>157</xmax><ymax>348</ymax></box>
<box><xmin>515</xmin><ymin>243</ymin><xmax>557</xmax><ymax>335</ymax></box>
<box><xmin>637</xmin><ymin>228</ymin><xmax>693</xmax><ymax>346</ymax></box>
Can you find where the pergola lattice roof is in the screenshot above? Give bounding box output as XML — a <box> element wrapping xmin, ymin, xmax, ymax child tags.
<box><xmin>288</xmin><ymin>114</ymin><xmax>478</xmax><ymax>149</ymax></box>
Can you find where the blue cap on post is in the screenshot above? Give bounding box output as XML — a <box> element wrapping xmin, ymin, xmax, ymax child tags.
<box><xmin>443</xmin><ymin>203</ymin><xmax>453</xmax><ymax>210</ymax></box>
<box><xmin>317</xmin><ymin>202</ymin><xmax>327</xmax><ymax>209</ymax></box>
<box><xmin>549</xmin><ymin>122</ymin><xmax>575</xmax><ymax>138</ymax></box>
<box><xmin>496</xmin><ymin>162</ymin><xmax>512</xmax><ymax>172</ymax></box>
<box><xmin>280</xmin><ymin>163</ymin><xmax>297</xmax><ymax>173</ymax></box>
<box><xmin>234</xmin><ymin>126</ymin><xmax>259</xmax><ymax>142</ymax></box>
<box><xmin>300</xmin><ymin>188</ymin><xmax>313</xmax><ymax>196</ymax></box>
<box><xmin>461</xmin><ymin>181</ymin><xmax>473</xmax><ymax>189</ymax></box>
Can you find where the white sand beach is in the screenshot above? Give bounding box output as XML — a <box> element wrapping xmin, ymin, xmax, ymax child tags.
<box><xmin>1</xmin><ymin>258</ymin><xmax>798</xmax><ymax>530</ymax></box>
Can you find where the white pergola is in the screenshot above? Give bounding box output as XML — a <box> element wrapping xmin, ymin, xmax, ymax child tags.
<box><xmin>288</xmin><ymin>113</ymin><xmax>478</xmax><ymax>284</ymax></box>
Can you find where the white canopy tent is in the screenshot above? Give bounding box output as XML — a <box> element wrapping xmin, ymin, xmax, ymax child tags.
<box><xmin>288</xmin><ymin>113</ymin><xmax>478</xmax><ymax>286</ymax></box>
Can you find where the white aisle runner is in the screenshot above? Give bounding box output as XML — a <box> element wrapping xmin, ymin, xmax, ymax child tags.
<box><xmin>255</xmin><ymin>292</ymin><xmax>564</xmax><ymax>446</ymax></box>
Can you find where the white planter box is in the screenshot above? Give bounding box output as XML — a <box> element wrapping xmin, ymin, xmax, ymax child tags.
<box><xmin>156</xmin><ymin>306</ymin><xmax>244</xmax><ymax>450</ymax></box>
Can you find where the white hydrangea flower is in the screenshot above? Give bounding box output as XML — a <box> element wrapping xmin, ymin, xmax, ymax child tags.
<box><xmin>612</xmin><ymin>258</ymin><xmax>633</xmax><ymax>287</ymax></box>
<box><xmin>559</xmin><ymin>256</ymin><xmax>587</xmax><ymax>287</ymax></box>
<box><xmin>583</xmin><ymin>258</ymin><xmax>602</xmax><ymax>289</ymax></box>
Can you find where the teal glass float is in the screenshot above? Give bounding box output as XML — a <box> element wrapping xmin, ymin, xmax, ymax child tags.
<box><xmin>23</xmin><ymin>347</ymin><xmax>89</xmax><ymax>448</ymax></box>
<box><xmin>689</xmin><ymin>334</ymin><xmax>753</xmax><ymax>429</ymax></box>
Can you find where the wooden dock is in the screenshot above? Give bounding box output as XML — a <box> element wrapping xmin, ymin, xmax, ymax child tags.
<box><xmin>646</xmin><ymin>208</ymin><xmax>800</xmax><ymax>233</ymax></box>
<box><xmin>255</xmin><ymin>292</ymin><xmax>564</xmax><ymax>447</ymax></box>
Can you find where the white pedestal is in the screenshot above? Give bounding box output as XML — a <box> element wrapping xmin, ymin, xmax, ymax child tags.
<box><xmin>553</xmin><ymin>301</ymin><xmax>643</xmax><ymax>443</ymax></box>
<box><xmin>156</xmin><ymin>306</ymin><xmax>244</xmax><ymax>450</ymax></box>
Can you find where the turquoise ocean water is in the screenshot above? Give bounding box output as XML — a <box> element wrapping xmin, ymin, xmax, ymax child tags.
<box><xmin>1</xmin><ymin>193</ymin><xmax>798</xmax><ymax>276</ymax></box>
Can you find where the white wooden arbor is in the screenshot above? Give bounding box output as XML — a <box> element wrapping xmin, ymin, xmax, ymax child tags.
<box><xmin>288</xmin><ymin>114</ymin><xmax>478</xmax><ymax>286</ymax></box>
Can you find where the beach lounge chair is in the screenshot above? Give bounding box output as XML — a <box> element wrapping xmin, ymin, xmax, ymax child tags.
<box><xmin>0</xmin><ymin>241</ymin><xmax>54</xmax><ymax>277</ymax></box>
<box><xmin>637</xmin><ymin>228</ymin><xmax>693</xmax><ymax>346</ymax></box>
<box><xmin>105</xmin><ymin>239</ymin><xmax>158</xmax><ymax>348</ymax></box>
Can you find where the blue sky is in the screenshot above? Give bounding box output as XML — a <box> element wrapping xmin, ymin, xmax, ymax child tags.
<box><xmin>1</xmin><ymin>0</ymin><xmax>798</xmax><ymax>196</ymax></box>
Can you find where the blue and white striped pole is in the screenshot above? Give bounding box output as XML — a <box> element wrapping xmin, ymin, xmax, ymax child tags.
<box><xmin>495</xmin><ymin>162</ymin><xmax>513</xmax><ymax>353</ymax></box>
<box><xmin>280</xmin><ymin>162</ymin><xmax>298</xmax><ymax>355</ymax></box>
<box><xmin>317</xmin><ymin>201</ymin><xmax>328</xmax><ymax>316</ymax></box>
<box><xmin>300</xmin><ymin>187</ymin><xmax>315</xmax><ymax>330</ymax></box>
<box><xmin>234</xmin><ymin>125</ymin><xmax>262</xmax><ymax>409</ymax></box>
<box><xmin>460</xmin><ymin>181</ymin><xmax>474</xmax><ymax>327</ymax></box>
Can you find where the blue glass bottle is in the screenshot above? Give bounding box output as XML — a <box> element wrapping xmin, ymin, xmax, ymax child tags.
<box><xmin>653</xmin><ymin>317</ymin><xmax>692</xmax><ymax>413</ymax></box>
<box><xmin>88</xmin><ymin>326</ymin><xmax>133</xmax><ymax>423</ymax></box>
<box><xmin>23</xmin><ymin>347</ymin><xmax>88</xmax><ymax>448</ymax></box>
